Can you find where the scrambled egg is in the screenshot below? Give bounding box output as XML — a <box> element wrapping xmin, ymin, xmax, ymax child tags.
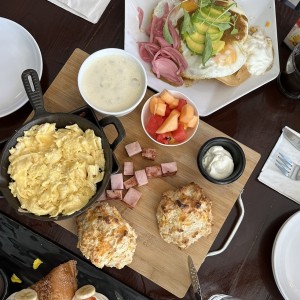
<box><xmin>8</xmin><ymin>123</ymin><xmax>105</xmax><ymax>217</ymax></box>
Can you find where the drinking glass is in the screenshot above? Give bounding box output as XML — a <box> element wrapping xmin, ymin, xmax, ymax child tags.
<box><xmin>277</xmin><ymin>43</ymin><xmax>300</xmax><ymax>99</ymax></box>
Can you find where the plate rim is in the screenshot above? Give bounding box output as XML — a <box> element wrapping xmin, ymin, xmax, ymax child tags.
<box><xmin>0</xmin><ymin>17</ymin><xmax>43</xmax><ymax>118</ymax></box>
<box><xmin>272</xmin><ymin>210</ymin><xmax>300</xmax><ymax>300</ymax></box>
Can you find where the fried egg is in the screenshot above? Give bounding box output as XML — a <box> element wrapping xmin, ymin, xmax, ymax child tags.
<box><xmin>243</xmin><ymin>27</ymin><xmax>274</xmax><ymax>76</ymax></box>
<box><xmin>182</xmin><ymin>42</ymin><xmax>247</xmax><ymax>79</ymax></box>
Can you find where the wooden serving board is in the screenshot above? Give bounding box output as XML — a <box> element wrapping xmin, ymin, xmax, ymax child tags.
<box><xmin>44</xmin><ymin>48</ymin><xmax>260</xmax><ymax>298</ymax></box>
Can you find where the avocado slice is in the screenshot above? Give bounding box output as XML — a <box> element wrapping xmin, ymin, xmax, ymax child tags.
<box><xmin>201</xmin><ymin>6</ymin><xmax>231</xmax><ymax>23</ymax></box>
<box><xmin>186</xmin><ymin>35</ymin><xmax>225</xmax><ymax>55</ymax></box>
<box><xmin>192</xmin><ymin>7</ymin><xmax>230</xmax><ymax>24</ymax></box>
<box><xmin>189</xmin><ymin>30</ymin><xmax>223</xmax><ymax>43</ymax></box>
<box><xmin>193</xmin><ymin>22</ymin><xmax>220</xmax><ymax>34</ymax></box>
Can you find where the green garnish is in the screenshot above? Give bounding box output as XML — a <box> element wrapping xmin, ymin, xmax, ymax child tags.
<box><xmin>162</xmin><ymin>0</ymin><xmax>240</xmax><ymax>65</ymax></box>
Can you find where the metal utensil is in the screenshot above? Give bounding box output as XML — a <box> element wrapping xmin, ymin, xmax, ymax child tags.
<box><xmin>275</xmin><ymin>152</ymin><xmax>300</xmax><ymax>180</ymax></box>
<box><xmin>188</xmin><ymin>256</ymin><xmax>202</xmax><ymax>300</ymax></box>
<box><xmin>283</xmin><ymin>127</ymin><xmax>300</xmax><ymax>151</ymax></box>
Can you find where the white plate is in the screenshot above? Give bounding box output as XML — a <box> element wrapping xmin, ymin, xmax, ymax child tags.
<box><xmin>0</xmin><ymin>18</ymin><xmax>43</xmax><ymax>118</ymax></box>
<box><xmin>124</xmin><ymin>0</ymin><xmax>280</xmax><ymax>116</ymax></box>
<box><xmin>272</xmin><ymin>210</ymin><xmax>300</xmax><ymax>300</ymax></box>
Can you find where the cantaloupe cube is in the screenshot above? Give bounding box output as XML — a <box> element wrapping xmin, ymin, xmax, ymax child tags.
<box><xmin>160</xmin><ymin>90</ymin><xmax>180</xmax><ymax>109</ymax></box>
<box><xmin>149</xmin><ymin>96</ymin><xmax>164</xmax><ymax>114</ymax></box>
<box><xmin>154</xmin><ymin>102</ymin><xmax>167</xmax><ymax>116</ymax></box>
<box><xmin>179</xmin><ymin>104</ymin><xmax>194</xmax><ymax>124</ymax></box>
<box><xmin>156</xmin><ymin>109</ymin><xmax>180</xmax><ymax>134</ymax></box>
<box><xmin>187</xmin><ymin>115</ymin><xmax>198</xmax><ymax>128</ymax></box>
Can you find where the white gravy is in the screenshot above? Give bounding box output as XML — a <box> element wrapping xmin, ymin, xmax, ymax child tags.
<box><xmin>81</xmin><ymin>54</ymin><xmax>145</xmax><ymax>112</ymax></box>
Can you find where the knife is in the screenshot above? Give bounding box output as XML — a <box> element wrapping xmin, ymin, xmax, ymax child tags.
<box><xmin>188</xmin><ymin>256</ymin><xmax>203</xmax><ymax>300</ymax></box>
<box><xmin>283</xmin><ymin>127</ymin><xmax>300</xmax><ymax>151</ymax></box>
<box><xmin>114</xmin><ymin>290</ymin><xmax>125</xmax><ymax>300</ymax></box>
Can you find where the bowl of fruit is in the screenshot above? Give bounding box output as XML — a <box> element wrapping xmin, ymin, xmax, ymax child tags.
<box><xmin>141</xmin><ymin>89</ymin><xmax>199</xmax><ymax>146</ymax></box>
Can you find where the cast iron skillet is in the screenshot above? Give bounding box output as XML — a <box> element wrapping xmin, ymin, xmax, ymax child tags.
<box><xmin>0</xmin><ymin>69</ymin><xmax>126</xmax><ymax>221</ymax></box>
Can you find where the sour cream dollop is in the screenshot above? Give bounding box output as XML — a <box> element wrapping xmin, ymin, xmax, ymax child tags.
<box><xmin>202</xmin><ymin>146</ymin><xmax>234</xmax><ymax>180</ymax></box>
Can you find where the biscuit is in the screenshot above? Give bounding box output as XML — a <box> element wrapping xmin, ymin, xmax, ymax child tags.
<box><xmin>77</xmin><ymin>202</ymin><xmax>137</xmax><ymax>269</ymax></box>
<box><xmin>156</xmin><ymin>182</ymin><xmax>213</xmax><ymax>249</ymax></box>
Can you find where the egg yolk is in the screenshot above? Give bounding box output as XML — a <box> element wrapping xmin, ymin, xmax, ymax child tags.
<box><xmin>214</xmin><ymin>45</ymin><xmax>237</xmax><ymax>66</ymax></box>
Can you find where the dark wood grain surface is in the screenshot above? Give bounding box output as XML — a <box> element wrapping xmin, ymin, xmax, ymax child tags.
<box><xmin>0</xmin><ymin>1</ymin><xmax>300</xmax><ymax>299</ymax></box>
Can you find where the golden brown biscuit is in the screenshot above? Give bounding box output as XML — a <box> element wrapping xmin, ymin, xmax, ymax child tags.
<box><xmin>156</xmin><ymin>182</ymin><xmax>213</xmax><ymax>249</ymax></box>
<box><xmin>76</xmin><ymin>202</ymin><xmax>137</xmax><ymax>269</ymax></box>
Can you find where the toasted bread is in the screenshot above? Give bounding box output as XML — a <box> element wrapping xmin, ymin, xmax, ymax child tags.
<box><xmin>30</xmin><ymin>260</ymin><xmax>77</xmax><ymax>300</ymax></box>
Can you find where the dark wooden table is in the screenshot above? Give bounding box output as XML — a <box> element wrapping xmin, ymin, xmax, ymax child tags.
<box><xmin>0</xmin><ymin>1</ymin><xmax>300</xmax><ymax>299</ymax></box>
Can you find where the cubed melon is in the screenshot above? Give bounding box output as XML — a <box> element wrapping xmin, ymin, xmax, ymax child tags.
<box><xmin>149</xmin><ymin>96</ymin><xmax>164</xmax><ymax>114</ymax></box>
<box><xmin>187</xmin><ymin>115</ymin><xmax>198</xmax><ymax>128</ymax></box>
<box><xmin>154</xmin><ymin>102</ymin><xmax>167</xmax><ymax>116</ymax></box>
<box><xmin>179</xmin><ymin>104</ymin><xmax>195</xmax><ymax>124</ymax></box>
<box><xmin>156</xmin><ymin>109</ymin><xmax>180</xmax><ymax>134</ymax></box>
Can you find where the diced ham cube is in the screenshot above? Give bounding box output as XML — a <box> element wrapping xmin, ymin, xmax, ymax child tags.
<box><xmin>161</xmin><ymin>162</ymin><xmax>177</xmax><ymax>176</ymax></box>
<box><xmin>123</xmin><ymin>188</ymin><xmax>142</xmax><ymax>208</ymax></box>
<box><xmin>135</xmin><ymin>169</ymin><xmax>148</xmax><ymax>186</ymax></box>
<box><xmin>106</xmin><ymin>189</ymin><xmax>123</xmax><ymax>200</ymax></box>
<box><xmin>145</xmin><ymin>165</ymin><xmax>162</xmax><ymax>178</ymax></box>
<box><xmin>142</xmin><ymin>148</ymin><xmax>157</xmax><ymax>160</ymax></box>
<box><xmin>110</xmin><ymin>173</ymin><xmax>123</xmax><ymax>190</ymax></box>
<box><xmin>125</xmin><ymin>141</ymin><xmax>142</xmax><ymax>157</ymax></box>
<box><xmin>123</xmin><ymin>161</ymin><xmax>134</xmax><ymax>176</ymax></box>
<box><xmin>123</xmin><ymin>176</ymin><xmax>138</xmax><ymax>189</ymax></box>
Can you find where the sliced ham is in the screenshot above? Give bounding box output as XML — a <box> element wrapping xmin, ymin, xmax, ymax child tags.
<box><xmin>142</xmin><ymin>148</ymin><xmax>157</xmax><ymax>160</ymax></box>
<box><xmin>110</xmin><ymin>173</ymin><xmax>123</xmax><ymax>190</ymax></box>
<box><xmin>124</xmin><ymin>176</ymin><xmax>138</xmax><ymax>189</ymax></box>
<box><xmin>137</xmin><ymin>7</ymin><xmax>144</xmax><ymax>30</ymax></box>
<box><xmin>106</xmin><ymin>189</ymin><xmax>123</xmax><ymax>200</ymax></box>
<box><xmin>138</xmin><ymin>42</ymin><xmax>161</xmax><ymax>62</ymax></box>
<box><xmin>124</xmin><ymin>161</ymin><xmax>134</xmax><ymax>176</ymax></box>
<box><xmin>152</xmin><ymin>57</ymin><xmax>184</xmax><ymax>86</ymax></box>
<box><xmin>125</xmin><ymin>141</ymin><xmax>142</xmax><ymax>157</ymax></box>
<box><xmin>137</xmin><ymin>2</ymin><xmax>187</xmax><ymax>86</ymax></box>
<box><xmin>123</xmin><ymin>188</ymin><xmax>142</xmax><ymax>208</ymax></box>
<box><xmin>161</xmin><ymin>162</ymin><xmax>177</xmax><ymax>176</ymax></box>
<box><xmin>145</xmin><ymin>165</ymin><xmax>162</xmax><ymax>178</ymax></box>
<box><xmin>135</xmin><ymin>169</ymin><xmax>148</xmax><ymax>186</ymax></box>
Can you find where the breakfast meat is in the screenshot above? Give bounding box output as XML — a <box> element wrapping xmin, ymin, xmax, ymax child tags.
<box><xmin>123</xmin><ymin>176</ymin><xmax>138</xmax><ymax>189</ymax></box>
<box><xmin>142</xmin><ymin>147</ymin><xmax>157</xmax><ymax>160</ymax></box>
<box><xmin>124</xmin><ymin>161</ymin><xmax>134</xmax><ymax>176</ymax></box>
<box><xmin>123</xmin><ymin>188</ymin><xmax>142</xmax><ymax>207</ymax></box>
<box><xmin>7</xmin><ymin>123</ymin><xmax>105</xmax><ymax>217</ymax></box>
<box><xmin>161</xmin><ymin>162</ymin><xmax>177</xmax><ymax>176</ymax></box>
<box><xmin>145</xmin><ymin>165</ymin><xmax>162</xmax><ymax>178</ymax></box>
<box><xmin>134</xmin><ymin>169</ymin><xmax>148</xmax><ymax>186</ymax></box>
<box><xmin>156</xmin><ymin>182</ymin><xmax>213</xmax><ymax>249</ymax></box>
<box><xmin>106</xmin><ymin>189</ymin><xmax>123</xmax><ymax>200</ymax></box>
<box><xmin>110</xmin><ymin>173</ymin><xmax>124</xmax><ymax>190</ymax></box>
<box><xmin>125</xmin><ymin>141</ymin><xmax>142</xmax><ymax>157</ymax></box>
<box><xmin>77</xmin><ymin>202</ymin><xmax>137</xmax><ymax>269</ymax></box>
<box><xmin>30</xmin><ymin>260</ymin><xmax>78</xmax><ymax>300</ymax></box>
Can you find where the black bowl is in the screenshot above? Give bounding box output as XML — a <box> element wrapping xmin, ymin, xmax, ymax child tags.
<box><xmin>0</xmin><ymin>268</ymin><xmax>8</xmax><ymax>300</ymax></box>
<box><xmin>197</xmin><ymin>137</ymin><xmax>246</xmax><ymax>184</ymax></box>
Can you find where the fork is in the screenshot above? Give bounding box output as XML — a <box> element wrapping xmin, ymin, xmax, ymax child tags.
<box><xmin>275</xmin><ymin>153</ymin><xmax>300</xmax><ymax>181</ymax></box>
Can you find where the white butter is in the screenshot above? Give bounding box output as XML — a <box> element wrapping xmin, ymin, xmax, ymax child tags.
<box><xmin>202</xmin><ymin>146</ymin><xmax>234</xmax><ymax>180</ymax></box>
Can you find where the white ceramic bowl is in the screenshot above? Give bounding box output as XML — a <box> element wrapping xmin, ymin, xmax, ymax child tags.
<box><xmin>78</xmin><ymin>48</ymin><xmax>147</xmax><ymax>117</ymax></box>
<box><xmin>141</xmin><ymin>90</ymin><xmax>199</xmax><ymax>147</ymax></box>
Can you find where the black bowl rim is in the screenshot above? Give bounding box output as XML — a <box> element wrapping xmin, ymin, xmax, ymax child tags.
<box><xmin>197</xmin><ymin>137</ymin><xmax>246</xmax><ymax>184</ymax></box>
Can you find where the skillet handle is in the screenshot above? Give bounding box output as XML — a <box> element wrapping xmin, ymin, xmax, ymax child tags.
<box><xmin>98</xmin><ymin>116</ymin><xmax>126</xmax><ymax>151</ymax></box>
<box><xmin>22</xmin><ymin>69</ymin><xmax>46</xmax><ymax>116</ymax></box>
